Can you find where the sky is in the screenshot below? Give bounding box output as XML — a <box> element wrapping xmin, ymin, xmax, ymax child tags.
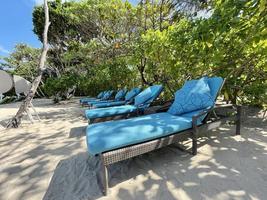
<box><xmin>0</xmin><ymin>0</ymin><xmax>138</xmax><ymax>59</ymax></box>
<box><xmin>0</xmin><ymin>0</ymin><xmax>42</xmax><ymax>58</ymax></box>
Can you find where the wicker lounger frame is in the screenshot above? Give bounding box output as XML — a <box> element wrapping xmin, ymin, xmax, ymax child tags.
<box><xmin>87</xmin><ymin>100</ymin><xmax>161</xmax><ymax>123</ymax></box>
<box><xmin>97</xmin><ymin>104</ymin><xmax>242</xmax><ymax>195</ymax></box>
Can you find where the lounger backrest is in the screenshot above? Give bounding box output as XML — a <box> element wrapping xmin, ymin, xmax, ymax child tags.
<box><xmin>97</xmin><ymin>91</ymin><xmax>105</xmax><ymax>99</ymax></box>
<box><xmin>125</xmin><ymin>88</ymin><xmax>142</xmax><ymax>102</ymax></box>
<box><xmin>114</xmin><ymin>89</ymin><xmax>127</xmax><ymax>101</ymax></box>
<box><xmin>181</xmin><ymin>77</ymin><xmax>224</xmax><ymax>122</ymax></box>
<box><xmin>134</xmin><ymin>85</ymin><xmax>163</xmax><ymax>108</ymax></box>
<box><xmin>207</xmin><ymin>77</ymin><xmax>224</xmax><ymax>102</ymax></box>
<box><xmin>102</xmin><ymin>90</ymin><xmax>114</xmax><ymax>100</ymax></box>
<box><xmin>100</xmin><ymin>91</ymin><xmax>109</xmax><ymax>99</ymax></box>
<box><xmin>100</xmin><ymin>91</ymin><xmax>108</xmax><ymax>99</ymax></box>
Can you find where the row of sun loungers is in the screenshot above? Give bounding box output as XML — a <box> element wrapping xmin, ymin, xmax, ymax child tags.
<box><xmin>80</xmin><ymin>76</ymin><xmax>242</xmax><ymax>195</ymax></box>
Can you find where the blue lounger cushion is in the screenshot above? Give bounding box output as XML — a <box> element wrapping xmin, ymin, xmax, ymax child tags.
<box><xmin>97</xmin><ymin>91</ymin><xmax>106</xmax><ymax>99</ymax></box>
<box><xmin>88</xmin><ymin>89</ymin><xmax>127</xmax><ymax>106</ymax></box>
<box><xmin>85</xmin><ymin>85</ymin><xmax>163</xmax><ymax>120</ymax></box>
<box><xmin>114</xmin><ymin>89</ymin><xmax>127</xmax><ymax>101</ymax></box>
<box><xmin>180</xmin><ymin>77</ymin><xmax>224</xmax><ymax>122</ymax></box>
<box><xmin>169</xmin><ymin>76</ymin><xmax>223</xmax><ymax>119</ymax></box>
<box><xmin>85</xmin><ymin>105</ymin><xmax>137</xmax><ymax>119</ymax></box>
<box><xmin>83</xmin><ymin>91</ymin><xmax>113</xmax><ymax>104</ymax></box>
<box><xmin>87</xmin><ymin>99</ymin><xmax>111</xmax><ymax>105</ymax></box>
<box><xmin>89</xmin><ymin>100</ymin><xmax>111</xmax><ymax>104</ymax></box>
<box><xmin>125</xmin><ymin>88</ymin><xmax>142</xmax><ymax>101</ymax></box>
<box><xmin>90</xmin><ymin>88</ymin><xmax>141</xmax><ymax>108</ymax></box>
<box><xmin>86</xmin><ymin>112</ymin><xmax>194</xmax><ymax>155</ymax></box>
<box><xmin>168</xmin><ymin>77</ymin><xmax>214</xmax><ymax>116</ymax></box>
<box><xmin>207</xmin><ymin>77</ymin><xmax>224</xmax><ymax>101</ymax></box>
<box><xmin>100</xmin><ymin>90</ymin><xmax>114</xmax><ymax>100</ymax></box>
<box><xmin>80</xmin><ymin>92</ymin><xmax>107</xmax><ymax>104</ymax></box>
<box><xmin>80</xmin><ymin>98</ymin><xmax>97</xmax><ymax>104</ymax></box>
<box><xmin>92</xmin><ymin>101</ymin><xmax>126</xmax><ymax>108</ymax></box>
<box><xmin>134</xmin><ymin>85</ymin><xmax>163</xmax><ymax>108</ymax></box>
<box><xmin>80</xmin><ymin>91</ymin><xmax>106</xmax><ymax>103</ymax></box>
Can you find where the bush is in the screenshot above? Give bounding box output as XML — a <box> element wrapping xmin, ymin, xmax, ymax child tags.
<box><xmin>43</xmin><ymin>74</ymin><xmax>78</xmax><ymax>103</ymax></box>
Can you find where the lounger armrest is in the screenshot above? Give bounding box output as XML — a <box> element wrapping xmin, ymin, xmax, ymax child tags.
<box><xmin>214</xmin><ymin>104</ymin><xmax>240</xmax><ymax>117</ymax></box>
<box><xmin>214</xmin><ymin>104</ymin><xmax>234</xmax><ymax>109</ymax></box>
<box><xmin>126</xmin><ymin>100</ymin><xmax>134</xmax><ymax>105</ymax></box>
<box><xmin>192</xmin><ymin>108</ymin><xmax>213</xmax><ymax>126</ymax></box>
<box><xmin>155</xmin><ymin>100</ymin><xmax>174</xmax><ymax>113</ymax></box>
<box><xmin>192</xmin><ymin>104</ymin><xmax>241</xmax><ymax>125</ymax></box>
<box><xmin>137</xmin><ymin>103</ymin><xmax>145</xmax><ymax>108</ymax></box>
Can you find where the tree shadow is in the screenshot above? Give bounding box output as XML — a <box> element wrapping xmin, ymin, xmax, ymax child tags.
<box><xmin>0</xmin><ymin>99</ymin><xmax>88</xmax><ymax>200</ymax></box>
<box><xmin>43</xmin><ymin>120</ymin><xmax>267</xmax><ymax>200</ymax></box>
<box><xmin>69</xmin><ymin>126</ymin><xmax>87</xmax><ymax>138</ymax></box>
<box><xmin>1</xmin><ymin>99</ymin><xmax>266</xmax><ymax>200</ymax></box>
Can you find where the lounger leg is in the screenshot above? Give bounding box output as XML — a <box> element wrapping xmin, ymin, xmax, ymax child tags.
<box><xmin>101</xmin><ymin>157</ymin><xmax>109</xmax><ymax>195</ymax></box>
<box><xmin>192</xmin><ymin>133</ymin><xmax>197</xmax><ymax>155</ymax></box>
<box><xmin>192</xmin><ymin>119</ymin><xmax>198</xmax><ymax>155</ymax></box>
<box><xmin>236</xmin><ymin>106</ymin><xmax>241</xmax><ymax>135</ymax></box>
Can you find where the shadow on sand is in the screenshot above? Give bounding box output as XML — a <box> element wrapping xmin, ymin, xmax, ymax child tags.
<box><xmin>43</xmin><ymin>116</ymin><xmax>267</xmax><ymax>200</ymax></box>
<box><xmin>69</xmin><ymin>126</ymin><xmax>87</xmax><ymax>138</ymax></box>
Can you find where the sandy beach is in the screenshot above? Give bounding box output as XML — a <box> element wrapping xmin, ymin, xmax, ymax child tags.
<box><xmin>0</xmin><ymin>99</ymin><xmax>266</xmax><ymax>200</ymax></box>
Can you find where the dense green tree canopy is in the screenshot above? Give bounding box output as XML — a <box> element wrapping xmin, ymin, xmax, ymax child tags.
<box><xmin>1</xmin><ymin>0</ymin><xmax>266</xmax><ymax>106</ymax></box>
<box><xmin>0</xmin><ymin>44</ymin><xmax>41</xmax><ymax>81</ymax></box>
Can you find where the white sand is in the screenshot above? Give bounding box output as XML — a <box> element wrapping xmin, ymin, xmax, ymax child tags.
<box><xmin>0</xmin><ymin>99</ymin><xmax>266</xmax><ymax>200</ymax></box>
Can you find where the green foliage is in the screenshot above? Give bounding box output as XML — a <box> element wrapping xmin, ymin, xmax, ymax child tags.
<box><xmin>4</xmin><ymin>0</ymin><xmax>266</xmax><ymax>106</ymax></box>
<box><xmin>33</xmin><ymin>0</ymin><xmax>79</xmax><ymax>45</ymax></box>
<box><xmin>43</xmin><ymin>74</ymin><xmax>78</xmax><ymax>102</ymax></box>
<box><xmin>135</xmin><ymin>0</ymin><xmax>267</xmax><ymax>106</ymax></box>
<box><xmin>76</xmin><ymin>59</ymin><xmax>139</xmax><ymax>96</ymax></box>
<box><xmin>0</xmin><ymin>44</ymin><xmax>41</xmax><ymax>81</ymax></box>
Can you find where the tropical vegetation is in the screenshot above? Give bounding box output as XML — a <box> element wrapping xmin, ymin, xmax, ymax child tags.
<box><xmin>1</xmin><ymin>0</ymin><xmax>266</xmax><ymax>106</ymax></box>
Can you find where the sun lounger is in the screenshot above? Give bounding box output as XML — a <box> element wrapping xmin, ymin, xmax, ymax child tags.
<box><xmin>85</xmin><ymin>77</ymin><xmax>242</xmax><ymax>195</ymax></box>
<box><xmin>89</xmin><ymin>87</ymin><xmax>141</xmax><ymax>108</ymax></box>
<box><xmin>87</xmin><ymin>89</ymin><xmax>127</xmax><ymax>107</ymax></box>
<box><xmin>85</xmin><ymin>85</ymin><xmax>163</xmax><ymax>123</ymax></box>
<box><xmin>80</xmin><ymin>91</ymin><xmax>107</xmax><ymax>104</ymax></box>
<box><xmin>81</xmin><ymin>90</ymin><xmax>114</xmax><ymax>105</ymax></box>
